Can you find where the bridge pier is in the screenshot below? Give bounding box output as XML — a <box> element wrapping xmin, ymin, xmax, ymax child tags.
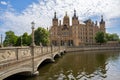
<box><xmin>58</xmin><ymin>53</ymin><xmax>61</xmax><ymax>57</ymax></box>
<box><xmin>51</xmin><ymin>58</ymin><xmax>55</xmax><ymax>62</ymax></box>
<box><xmin>32</xmin><ymin>71</ymin><xmax>39</xmax><ymax>76</ymax></box>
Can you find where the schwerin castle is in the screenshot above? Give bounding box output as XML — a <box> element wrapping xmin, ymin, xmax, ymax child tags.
<box><xmin>50</xmin><ymin>10</ymin><xmax>105</xmax><ymax>46</ymax></box>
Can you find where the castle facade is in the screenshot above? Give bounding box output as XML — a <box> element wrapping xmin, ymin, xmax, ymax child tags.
<box><xmin>49</xmin><ymin>10</ymin><xmax>105</xmax><ymax>46</ymax></box>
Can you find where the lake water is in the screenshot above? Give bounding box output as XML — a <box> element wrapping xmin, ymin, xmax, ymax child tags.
<box><xmin>5</xmin><ymin>50</ymin><xmax>120</xmax><ymax>80</ymax></box>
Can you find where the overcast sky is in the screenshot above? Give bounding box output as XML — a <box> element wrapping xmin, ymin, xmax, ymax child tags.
<box><xmin>0</xmin><ymin>0</ymin><xmax>120</xmax><ymax>37</ymax></box>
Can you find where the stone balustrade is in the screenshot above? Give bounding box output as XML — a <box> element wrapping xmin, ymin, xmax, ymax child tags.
<box><xmin>0</xmin><ymin>46</ymin><xmax>66</xmax><ymax>80</ymax></box>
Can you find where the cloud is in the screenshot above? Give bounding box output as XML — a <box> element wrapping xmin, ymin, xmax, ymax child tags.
<box><xmin>0</xmin><ymin>0</ymin><xmax>120</xmax><ymax>36</ymax></box>
<box><xmin>0</xmin><ymin>1</ymin><xmax>7</xmax><ymax>5</ymax></box>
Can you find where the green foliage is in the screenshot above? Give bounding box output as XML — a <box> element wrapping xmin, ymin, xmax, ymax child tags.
<box><xmin>15</xmin><ymin>36</ymin><xmax>21</xmax><ymax>46</ymax></box>
<box><xmin>4</xmin><ymin>31</ymin><xmax>18</xmax><ymax>46</ymax></box>
<box><xmin>22</xmin><ymin>32</ymin><xmax>32</xmax><ymax>46</ymax></box>
<box><xmin>34</xmin><ymin>27</ymin><xmax>49</xmax><ymax>46</ymax></box>
<box><xmin>106</xmin><ymin>33</ymin><xmax>119</xmax><ymax>41</ymax></box>
<box><xmin>95</xmin><ymin>31</ymin><xmax>106</xmax><ymax>44</ymax></box>
<box><xmin>3</xmin><ymin>27</ymin><xmax>49</xmax><ymax>46</ymax></box>
<box><xmin>15</xmin><ymin>33</ymin><xmax>32</xmax><ymax>46</ymax></box>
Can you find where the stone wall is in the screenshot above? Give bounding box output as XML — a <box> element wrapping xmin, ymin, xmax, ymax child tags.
<box><xmin>0</xmin><ymin>46</ymin><xmax>64</xmax><ymax>63</ymax></box>
<box><xmin>0</xmin><ymin>49</ymin><xmax>16</xmax><ymax>63</ymax></box>
<box><xmin>67</xmin><ymin>46</ymin><xmax>120</xmax><ymax>52</ymax></box>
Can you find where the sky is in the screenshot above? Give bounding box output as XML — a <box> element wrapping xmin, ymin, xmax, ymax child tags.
<box><xmin>0</xmin><ymin>0</ymin><xmax>120</xmax><ymax>38</ymax></box>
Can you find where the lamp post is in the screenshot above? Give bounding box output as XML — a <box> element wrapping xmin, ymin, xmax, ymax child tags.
<box><xmin>31</xmin><ymin>21</ymin><xmax>35</xmax><ymax>74</ymax></box>
<box><xmin>58</xmin><ymin>36</ymin><xmax>60</xmax><ymax>51</ymax></box>
<box><xmin>50</xmin><ymin>32</ymin><xmax>52</xmax><ymax>46</ymax></box>
<box><xmin>31</xmin><ymin>21</ymin><xmax>35</xmax><ymax>46</ymax></box>
<box><xmin>50</xmin><ymin>32</ymin><xmax>53</xmax><ymax>53</ymax></box>
<box><xmin>21</xmin><ymin>36</ymin><xmax>22</xmax><ymax>47</ymax></box>
<box><xmin>1</xmin><ymin>34</ymin><xmax>3</xmax><ymax>48</ymax></box>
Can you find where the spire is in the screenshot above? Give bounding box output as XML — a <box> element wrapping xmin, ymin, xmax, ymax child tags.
<box><xmin>74</xmin><ymin>9</ymin><xmax>76</xmax><ymax>17</ymax></box>
<box><xmin>95</xmin><ymin>21</ymin><xmax>97</xmax><ymax>26</ymax></box>
<box><xmin>64</xmin><ymin>11</ymin><xmax>69</xmax><ymax>18</ymax></box>
<box><xmin>72</xmin><ymin>9</ymin><xmax>78</xmax><ymax>19</ymax></box>
<box><xmin>59</xmin><ymin>20</ymin><xmax>61</xmax><ymax>26</ymax></box>
<box><xmin>101</xmin><ymin>15</ymin><xmax>103</xmax><ymax>22</ymax></box>
<box><xmin>100</xmin><ymin>15</ymin><xmax>105</xmax><ymax>24</ymax></box>
<box><xmin>54</xmin><ymin>12</ymin><xmax>56</xmax><ymax>19</ymax></box>
<box><xmin>53</xmin><ymin>11</ymin><xmax>58</xmax><ymax>26</ymax></box>
<box><xmin>63</xmin><ymin>11</ymin><xmax>69</xmax><ymax>26</ymax></box>
<box><xmin>65</xmin><ymin>11</ymin><xmax>67</xmax><ymax>16</ymax></box>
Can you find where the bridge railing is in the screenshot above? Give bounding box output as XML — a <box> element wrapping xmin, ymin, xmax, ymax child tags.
<box><xmin>0</xmin><ymin>47</ymin><xmax>32</xmax><ymax>71</ymax></box>
<box><xmin>0</xmin><ymin>46</ymin><xmax>65</xmax><ymax>70</ymax></box>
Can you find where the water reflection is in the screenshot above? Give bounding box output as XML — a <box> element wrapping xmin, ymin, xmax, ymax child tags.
<box><xmin>36</xmin><ymin>50</ymin><xmax>120</xmax><ymax>80</ymax></box>
<box><xmin>5</xmin><ymin>50</ymin><xmax>120</xmax><ymax>80</ymax></box>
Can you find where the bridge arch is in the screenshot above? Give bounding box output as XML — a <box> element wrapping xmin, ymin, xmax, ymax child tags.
<box><xmin>36</xmin><ymin>57</ymin><xmax>54</xmax><ymax>70</ymax></box>
<box><xmin>2</xmin><ymin>68</ymin><xmax>32</xmax><ymax>80</ymax></box>
<box><xmin>60</xmin><ymin>51</ymin><xmax>65</xmax><ymax>55</ymax></box>
<box><xmin>53</xmin><ymin>53</ymin><xmax>61</xmax><ymax>59</ymax></box>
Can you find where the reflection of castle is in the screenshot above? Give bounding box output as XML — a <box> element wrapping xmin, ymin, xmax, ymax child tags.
<box><xmin>50</xmin><ymin>10</ymin><xmax>105</xmax><ymax>46</ymax></box>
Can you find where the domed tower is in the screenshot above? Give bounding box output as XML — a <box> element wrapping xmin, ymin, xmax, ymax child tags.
<box><xmin>100</xmin><ymin>15</ymin><xmax>105</xmax><ymax>33</ymax></box>
<box><xmin>63</xmin><ymin>12</ymin><xmax>70</xmax><ymax>27</ymax></box>
<box><xmin>52</xmin><ymin>12</ymin><xmax>58</xmax><ymax>26</ymax></box>
<box><xmin>72</xmin><ymin>10</ymin><xmax>79</xmax><ymax>25</ymax></box>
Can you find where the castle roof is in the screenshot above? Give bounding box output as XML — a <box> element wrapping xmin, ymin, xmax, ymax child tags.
<box><xmin>64</xmin><ymin>12</ymin><xmax>69</xmax><ymax>19</ymax></box>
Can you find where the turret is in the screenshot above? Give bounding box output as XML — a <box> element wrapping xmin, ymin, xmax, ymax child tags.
<box><xmin>73</xmin><ymin>9</ymin><xmax>77</xmax><ymax>19</ymax></box>
<box><xmin>99</xmin><ymin>15</ymin><xmax>105</xmax><ymax>33</ymax></box>
<box><xmin>52</xmin><ymin>12</ymin><xmax>58</xmax><ymax>26</ymax></box>
<box><xmin>72</xmin><ymin>10</ymin><xmax>79</xmax><ymax>25</ymax></box>
<box><xmin>95</xmin><ymin>21</ymin><xmax>97</xmax><ymax>26</ymax></box>
<box><xmin>63</xmin><ymin>12</ymin><xmax>70</xmax><ymax>26</ymax></box>
<box><xmin>59</xmin><ymin>20</ymin><xmax>61</xmax><ymax>26</ymax></box>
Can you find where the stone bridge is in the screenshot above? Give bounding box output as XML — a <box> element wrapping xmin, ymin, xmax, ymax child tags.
<box><xmin>0</xmin><ymin>46</ymin><xmax>66</xmax><ymax>80</ymax></box>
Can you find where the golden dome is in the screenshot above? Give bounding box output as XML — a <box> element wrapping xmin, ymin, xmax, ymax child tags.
<box><xmin>64</xmin><ymin>12</ymin><xmax>69</xmax><ymax>19</ymax></box>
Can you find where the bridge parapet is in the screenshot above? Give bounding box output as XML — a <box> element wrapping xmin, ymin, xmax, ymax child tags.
<box><xmin>0</xmin><ymin>47</ymin><xmax>32</xmax><ymax>64</ymax></box>
<box><xmin>17</xmin><ymin>48</ymin><xmax>31</xmax><ymax>59</ymax></box>
<box><xmin>0</xmin><ymin>49</ymin><xmax>16</xmax><ymax>64</ymax></box>
<box><xmin>0</xmin><ymin>46</ymin><xmax>65</xmax><ymax>80</ymax></box>
<box><xmin>0</xmin><ymin>46</ymin><xmax>65</xmax><ymax>63</ymax></box>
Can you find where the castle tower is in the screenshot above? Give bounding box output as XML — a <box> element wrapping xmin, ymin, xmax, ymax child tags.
<box><xmin>100</xmin><ymin>15</ymin><xmax>105</xmax><ymax>33</ymax></box>
<box><xmin>72</xmin><ymin>10</ymin><xmax>79</xmax><ymax>26</ymax></box>
<box><xmin>52</xmin><ymin>12</ymin><xmax>58</xmax><ymax>26</ymax></box>
<box><xmin>59</xmin><ymin>20</ymin><xmax>61</xmax><ymax>26</ymax></box>
<box><xmin>63</xmin><ymin>12</ymin><xmax>70</xmax><ymax>26</ymax></box>
<box><xmin>95</xmin><ymin>21</ymin><xmax>97</xmax><ymax>26</ymax></box>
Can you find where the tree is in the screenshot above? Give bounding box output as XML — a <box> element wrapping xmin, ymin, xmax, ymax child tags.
<box><xmin>22</xmin><ymin>32</ymin><xmax>32</xmax><ymax>46</ymax></box>
<box><xmin>3</xmin><ymin>27</ymin><xmax>49</xmax><ymax>46</ymax></box>
<box><xmin>106</xmin><ymin>33</ymin><xmax>119</xmax><ymax>41</ymax></box>
<box><xmin>27</xmin><ymin>35</ymin><xmax>32</xmax><ymax>46</ymax></box>
<box><xmin>15</xmin><ymin>33</ymin><xmax>32</xmax><ymax>46</ymax></box>
<box><xmin>34</xmin><ymin>27</ymin><xmax>49</xmax><ymax>46</ymax></box>
<box><xmin>105</xmin><ymin>33</ymin><xmax>110</xmax><ymax>41</ymax></box>
<box><xmin>15</xmin><ymin>36</ymin><xmax>21</xmax><ymax>46</ymax></box>
<box><xmin>95</xmin><ymin>31</ymin><xmax>106</xmax><ymax>44</ymax></box>
<box><xmin>4</xmin><ymin>31</ymin><xmax>18</xmax><ymax>46</ymax></box>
